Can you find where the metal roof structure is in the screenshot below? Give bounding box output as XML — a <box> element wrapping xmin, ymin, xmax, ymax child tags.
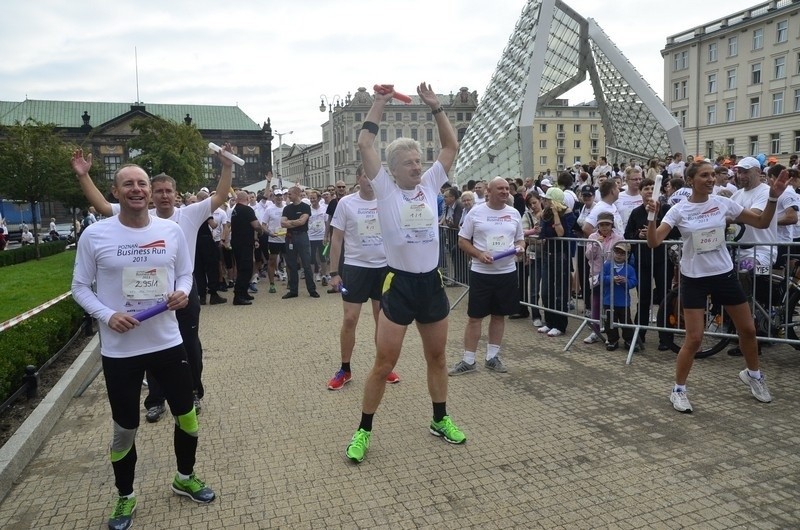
<box><xmin>0</xmin><ymin>99</ymin><xmax>261</xmax><ymax>131</ymax></box>
<box><xmin>456</xmin><ymin>0</ymin><xmax>685</xmax><ymax>182</ymax></box>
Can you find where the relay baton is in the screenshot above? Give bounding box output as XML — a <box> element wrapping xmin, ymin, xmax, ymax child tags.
<box><xmin>134</xmin><ymin>301</ymin><xmax>169</xmax><ymax>322</ymax></box>
<box><xmin>208</xmin><ymin>142</ymin><xmax>245</xmax><ymax>166</ymax></box>
<box><xmin>648</xmin><ymin>175</ymin><xmax>663</xmax><ymax>221</ymax></box>
<box><xmin>492</xmin><ymin>248</ymin><xmax>518</xmax><ymax>260</ymax></box>
<box><xmin>373</xmin><ymin>84</ymin><xmax>412</xmax><ymax>104</ymax></box>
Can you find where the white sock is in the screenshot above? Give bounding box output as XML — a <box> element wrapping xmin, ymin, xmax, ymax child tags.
<box><xmin>177</xmin><ymin>472</ymin><xmax>192</xmax><ymax>481</ymax></box>
<box><xmin>463</xmin><ymin>351</ymin><xmax>476</xmax><ymax>364</ymax></box>
<box><xmin>122</xmin><ymin>492</ymin><xmax>135</xmax><ymax>499</ymax></box>
<box><xmin>673</xmin><ymin>384</ymin><xmax>686</xmax><ymax>393</ymax></box>
<box><xmin>486</xmin><ymin>344</ymin><xmax>500</xmax><ymax>361</ymax></box>
<box><xmin>747</xmin><ymin>369</ymin><xmax>762</xmax><ymax>380</ymax></box>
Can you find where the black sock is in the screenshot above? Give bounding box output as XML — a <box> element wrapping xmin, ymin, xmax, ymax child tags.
<box><xmin>341</xmin><ymin>362</ymin><xmax>351</xmax><ymax>373</ymax></box>
<box><xmin>433</xmin><ymin>402</ymin><xmax>447</xmax><ymax>423</ymax></box>
<box><xmin>358</xmin><ymin>413</ymin><xmax>374</xmax><ymax>432</ymax></box>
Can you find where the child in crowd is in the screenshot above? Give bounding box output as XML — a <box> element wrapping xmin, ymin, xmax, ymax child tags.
<box><xmin>602</xmin><ymin>241</ymin><xmax>638</xmax><ymax>351</ymax></box>
<box><xmin>583</xmin><ymin>212</ymin><xmax>623</xmax><ymax>344</ymax></box>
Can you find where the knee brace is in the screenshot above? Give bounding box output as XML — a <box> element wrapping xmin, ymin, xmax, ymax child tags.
<box><xmin>110</xmin><ymin>421</ymin><xmax>137</xmax><ymax>462</ymax></box>
<box><xmin>175</xmin><ymin>408</ymin><xmax>199</xmax><ymax>437</ymax></box>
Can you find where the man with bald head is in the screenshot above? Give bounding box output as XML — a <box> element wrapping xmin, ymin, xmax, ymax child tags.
<box><xmin>450</xmin><ymin>177</ymin><xmax>525</xmax><ymax>375</ymax></box>
<box><xmin>230</xmin><ymin>190</ymin><xmax>263</xmax><ymax>305</ymax></box>
<box><xmin>281</xmin><ymin>186</ymin><xmax>320</xmax><ymax>298</ymax></box>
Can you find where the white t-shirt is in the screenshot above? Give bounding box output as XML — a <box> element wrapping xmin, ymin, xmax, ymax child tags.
<box><xmin>714</xmin><ymin>183</ymin><xmax>738</xmax><ymax>195</ymax></box>
<box><xmin>662</xmin><ymin>195</ymin><xmax>743</xmax><ymax>278</ymax></box>
<box><xmin>776</xmin><ymin>186</ymin><xmax>799</xmax><ymax>243</ymax></box>
<box><xmin>584</xmin><ymin>200</ymin><xmax>624</xmax><ymax>234</ymax></box>
<box><xmin>372</xmin><ymin>161</ymin><xmax>448</xmax><ymax>273</ymax></box>
<box><xmin>667</xmin><ymin>161</ymin><xmax>686</xmax><ymax>177</ymax></box>
<box><xmin>563</xmin><ymin>188</ymin><xmax>577</xmax><ymax>211</ymax></box>
<box><xmin>330</xmin><ymin>193</ymin><xmax>386</xmax><ymax>268</ymax></box>
<box><xmin>211</xmin><ymin>207</ymin><xmax>227</xmax><ymax>242</ymax></box>
<box><xmin>458</xmin><ymin>203</ymin><xmax>523</xmax><ymax>274</ymax></box>
<box><xmin>474</xmin><ymin>195</ymin><xmax>486</xmax><ymax>205</ymax></box>
<box><xmin>731</xmin><ymin>183</ymin><xmax>778</xmax><ymax>266</ymax></box>
<box><xmin>261</xmin><ymin>204</ymin><xmax>286</xmax><ymax>243</ymax></box>
<box><xmin>668</xmin><ymin>187</ymin><xmax>693</xmax><ymax>205</ymax></box>
<box><xmin>111</xmin><ymin>198</ymin><xmax>213</xmax><ymax>265</ymax></box>
<box><xmin>71</xmin><ymin>216</ymin><xmax>193</xmax><ymax>358</ymax></box>
<box><xmin>308</xmin><ymin>205</ymin><xmax>326</xmax><ymax>241</ymax></box>
<box><xmin>614</xmin><ymin>190</ymin><xmax>643</xmax><ymax>227</ymax></box>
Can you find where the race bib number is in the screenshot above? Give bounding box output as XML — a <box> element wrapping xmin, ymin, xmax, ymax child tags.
<box><xmin>400</xmin><ymin>202</ymin><xmax>435</xmax><ymax>229</ymax></box>
<box><xmin>691</xmin><ymin>227</ymin><xmax>723</xmax><ymax>254</ymax></box>
<box><xmin>487</xmin><ymin>234</ymin><xmax>508</xmax><ymax>252</ymax></box>
<box><xmin>357</xmin><ymin>217</ymin><xmax>382</xmax><ymax>238</ymax></box>
<box><xmin>122</xmin><ymin>267</ymin><xmax>168</xmax><ymax>300</ymax></box>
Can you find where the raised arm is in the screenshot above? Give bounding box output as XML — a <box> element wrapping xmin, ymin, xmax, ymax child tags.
<box><xmin>735</xmin><ymin>170</ymin><xmax>789</xmax><ymax>229</ymax></box>
<box><xmin>417</xmin><ymin>82</ymin><xmax>458</xmax><ymax>174</ymax></box>
<box><xmin>209</xmin><ymin>143</ymin><xmax>234</xmax><ymax>210</ymax></box>
<box><xmin>357</xmin><ymin>88</ymin><xmax>393</xmax><ymax>180</ymax></box>
<box><xmin>71</xmin><ymin>149</ymin><xmax>113</xmax><ymax>217</ymax></box>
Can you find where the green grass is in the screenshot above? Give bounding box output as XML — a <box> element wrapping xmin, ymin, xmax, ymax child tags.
<box><xmin>0</xmin><ymin>250</ymin><xmax>76</xmax><ymax>322</ymax></box>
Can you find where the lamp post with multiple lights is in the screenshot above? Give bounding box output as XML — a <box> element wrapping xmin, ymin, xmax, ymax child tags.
<box><xmin>274</xmin><ymin>129</ymin><xmax>293</xmax><ymax>187</ymax></box>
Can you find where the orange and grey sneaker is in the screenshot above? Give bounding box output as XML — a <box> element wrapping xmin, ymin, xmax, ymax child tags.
<box><xmin>386</xmin><ymin>371</ymin><xmax>400</xmax><ymax>384</ymax></box>
<box><xmin>327</xmin><ymin>369</ymin><xmax>352</xmax><ymax>390</ymax></box>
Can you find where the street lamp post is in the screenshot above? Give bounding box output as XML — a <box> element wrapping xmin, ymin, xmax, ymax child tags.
<box><xmin>274</xmin><ymin>129</ymin><xmax>293</xmax><ymax>188</ymax></box>
<box><xmin>319</xmin><ymin>95</ymin><xmax>343</xmax><ymax>187</ymax></box>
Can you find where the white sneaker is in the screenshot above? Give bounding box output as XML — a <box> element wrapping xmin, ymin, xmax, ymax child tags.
<box><xmin>532</xmin><ymin>318</ymin><xmax>543</xmax><ymax>327</ymax></box>
<box><xmin>583</xmin><ymin>332</ymin><xmax>600</xmax><ymax>344</ymax></box>
<box><xmin>547</xmin><ymin>328</ymin><xmax>563</xmax><ymax>337</ymax></box>
<box><xmin>670</xmin><ymin>390</ymin><xmax>693</xmax><ymax>413</ymax></box>
<box><xmin>537</xmin><ymin>325</ymin><xmax>551</xmax><ymax>333</ymax></box>
<box><xmin>315</xmin><ymin>273</ymin><xmax>321</xmax><ymax>282</ymax></box>
<box><xmin>738</xmin><ymin>370</ymin><xmax>772</xmax><ymax>403</ymax></box>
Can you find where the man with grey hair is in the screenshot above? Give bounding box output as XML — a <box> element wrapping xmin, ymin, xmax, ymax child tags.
<box><xmin>345</xmin><ymin>82</ymin><xmax>465</xmax><ymax>464</ymax></box>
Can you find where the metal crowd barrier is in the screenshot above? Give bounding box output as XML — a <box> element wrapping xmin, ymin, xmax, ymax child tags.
<box><xmin>439</xmin><ymin>227</ymin><xmax>800</xmax><ymax>364</ymax></box>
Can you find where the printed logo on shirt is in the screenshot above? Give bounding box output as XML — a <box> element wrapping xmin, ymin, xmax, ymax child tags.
<box><xmin>686</xmin><ymin>206</ymin><xmax>722</xmax><ymax>224</ymax></box>
<box><xmin>116</xmin><ymin>242</ymin><xmax>168</xmax><ymax>257</ymax></box>
<box><xmin>487</xmin><ymin>214</ymin><xmax>516</xmax><ymax>223</ymax></box>
<box><xmin>401</xmin><ymin>190</ymin><xmax>426</xmax><ymax>202</ymax></box>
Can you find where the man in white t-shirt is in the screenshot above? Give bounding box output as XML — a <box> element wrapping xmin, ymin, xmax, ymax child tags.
<box><xmin>732</xmin><ymin>157</ymin><xmax>778</xmax><ymax>270</ymax></box>
<box><xmin>614</xmin><ymin>166</ymin><xmax>644</xmax><ymax>226</ymax></box>
<box><xmin>345</xmin><ymin>82</ymin><xmax>465</xmax><ymax>464</ymax></box>
<box><xmin>449</xmin><ymin>177</ymin><xmax>524</xmax><ymax>376</ymax></box>
<box><xmin>582</xmin><ymin>180</ymin><xmax>623</xmax><ymax>236</ymax></box>
<box><xmin>593</xmin><ymin>156</ymin><xmax>613</xmax><ymax>184</ymax></box>
<box><xmin>261</xmin><ymin>191</ymin><xmax>286</xmax><ymax>292</ymax></box>
<box><xmin>71</xmin><ymin>163</ymin><xmax>215</xmax><ymax>529</ymax></box>
<box><xmin>666</xmin><ymin>153</ymin><xmax>687</xmax><ymax>178</ymax></box>
<box><xmin>767</xmin><ymin>164</ymin><xmax>799</xmax><ymax>268</ymax></box>
<box><xmin>326</xmin><ymin>165</ymin><xmax>399</xmax><ymax>390</ymax></box>
<box><xmin>71</xmin><ymin>145</ymin><xmax>234</xmax><ymax>420</ymax></box>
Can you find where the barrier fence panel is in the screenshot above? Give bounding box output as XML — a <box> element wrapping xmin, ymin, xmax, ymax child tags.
<box><xmin>438</xmin><ymin>226</ymin><xmax>471</xmax><ymax>309</ymax></box>
<box><xmin>440</xmin><ymin>227</ymin><xmax>800</xmax><ymax>364</ymax></box>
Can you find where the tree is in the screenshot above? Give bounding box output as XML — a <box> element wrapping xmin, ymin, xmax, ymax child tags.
<box><xmin>127</xmin><ymin>116</ymin><xmax>207</xmax><ymax>191</ymax></box>
<box><xmin>0</xmin><ymin>120</ymin><xmax>74</xmax><ymax>258</ymax></box>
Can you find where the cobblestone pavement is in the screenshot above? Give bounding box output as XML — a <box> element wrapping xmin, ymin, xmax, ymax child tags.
<box><xmin>1</xmin><ymin>283</ymin><xmax>799</xmax><ymax>529</ymax></box>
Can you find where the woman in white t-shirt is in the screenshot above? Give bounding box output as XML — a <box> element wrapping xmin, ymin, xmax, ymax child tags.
<box><xmin>646</xmin><ymin>161</ymin><xmax>788</xmax><ymax>414</ymax></box>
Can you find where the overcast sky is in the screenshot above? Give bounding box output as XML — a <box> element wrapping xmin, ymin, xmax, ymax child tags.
<box><xmin>1</xmin><ymin>0</ymin><xmax>757</xmax><ymax>146</ymax></box>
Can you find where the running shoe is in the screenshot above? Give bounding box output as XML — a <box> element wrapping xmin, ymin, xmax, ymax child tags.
<box><xmin>448</xmin><ymin>360</ymin><xmax>477</xmax><ymax>376</ymax></box>
<box><xmin>429</xmin><ymin>416</ymin><xmax>466</xmax><ymax>444</ymax></box>
<box><xmin>108</xmin><ymin>495</ymin><xmax>137</xmax><ymax>530</ymax></box>
<box><xmin>171</xmin><ymin>473</ymin><xmax>216</xmax><ymax>503</ymax></box>
<box><xmin>670</xmin><ymin>390</ymin><xmax>693</xmax><ymax>413</ymax></box>
<box><xmin>386</xmin><ymin>371</ymin><xmax>400</xmax><ymax>384</ymax></box>
<box><xmin>268</xmin><ymin>284</ymin><xmax>277</xmax><ymax>294</ymax></box>
<box><xmin>738</xmin><ymin>370</ymin><xmax>772</xmax><ymax>403</ymax></box>
<box><xmin>583</xmin><ymin>332</ymin><xmax>600</xmax><ymax>344</ymax></box>
<box><xmin>145</xmin><ymin>404</ymin><xmax>166</xmax><ymax>423</ymax></box>
<box><xmin>327</xmin><ymin>370</ymin><xmax>352</xmax><ymax>390</ymax></box>
<box><xmin>248</xmin><ymin>282</ymin><xmax>258</xmax><ymax>293</ymax></box>
<box><xmin>532</xmin><ymin>318</ymin><xmax>543</xmax><ymax>327</ymax></box>
<box><xmin>484</xmin><ymin>356</ymin><xmax>507</xmax><ymax>373</ymax></box>
<box><xmin>546</xmin><ymin>328</ymin><xmax>563</xmax><ymax>337</ymax></box>
<box><xmin>537</xmin><ymin>325</ymin><xmax>551</xmax><ymax>333</ymax></box>
<box><xmin>346</xmin><ymin>428</ymin><xmax>371</xmax><ymax>463</ymax></box>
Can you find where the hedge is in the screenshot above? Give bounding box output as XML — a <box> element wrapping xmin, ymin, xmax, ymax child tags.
<box><xmin>0</xmin><ymin>240</ymin><xmax>68</xmax><ymax>268</ymax></box>
<box><xmin>0</xmin><ymin>298</ymin><xmax>85</xmax><ymax>402</ymax></box>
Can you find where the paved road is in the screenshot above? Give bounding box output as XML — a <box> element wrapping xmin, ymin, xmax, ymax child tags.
<box><xmin>1</xmin><ymin>282</ymin><xmax>799</xmax><ymax>529</ymax></box>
